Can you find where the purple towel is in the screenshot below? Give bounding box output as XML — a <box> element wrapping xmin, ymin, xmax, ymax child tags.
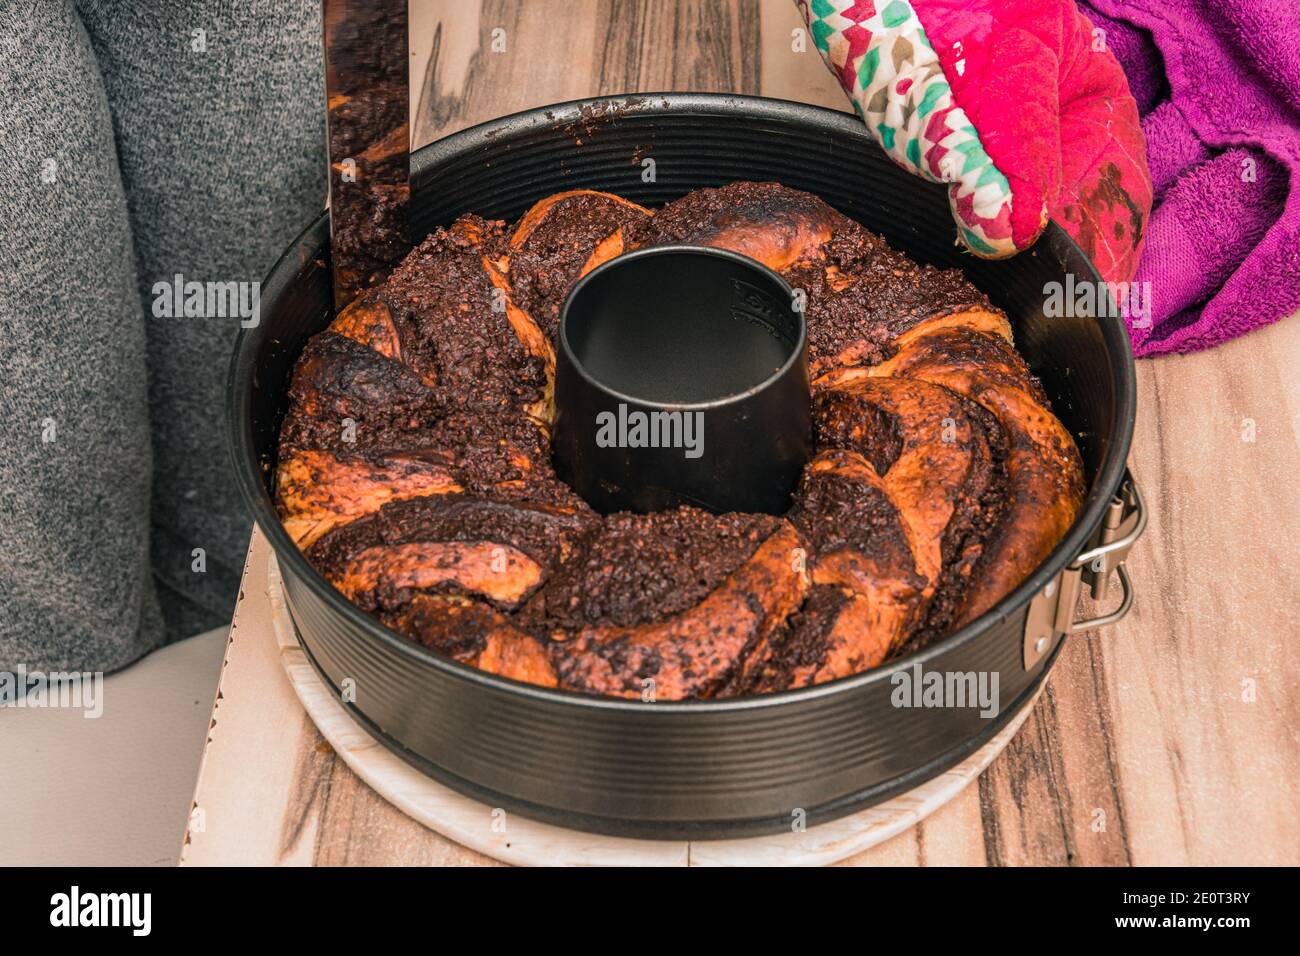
<box><xmin>1078</xmin><ymin>0</ymin><xmax>1300</xmax><ymax>357</ymax></box>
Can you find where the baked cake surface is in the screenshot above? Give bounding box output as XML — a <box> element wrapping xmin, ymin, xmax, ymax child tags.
<box><xmin>275</xmin><ymin>182</ymin><xmax>1084</xmax><ymax>699</ymax></box>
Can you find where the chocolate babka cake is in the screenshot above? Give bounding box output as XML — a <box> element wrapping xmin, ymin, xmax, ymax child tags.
<box><xmin>276</xmin><ymin>182</ymin><xmax>1084</xmax><ymax>699</ymax></box>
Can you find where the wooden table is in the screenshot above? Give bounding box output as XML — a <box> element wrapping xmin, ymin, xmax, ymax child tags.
<box><xmin>180</xmin><ymin>0</ymin><xmax>1300</xmax><ymax>866</ymax></box>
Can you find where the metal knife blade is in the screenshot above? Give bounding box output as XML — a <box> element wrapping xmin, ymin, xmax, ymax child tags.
<box><xmin>322</xmin><ymin>0</ymin><xmax>411</xmax><ymax>312</ymax></box>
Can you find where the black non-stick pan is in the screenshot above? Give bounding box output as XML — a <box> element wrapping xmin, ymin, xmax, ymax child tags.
<box><xmin>229</xmin><ymin>94</ymin><xmax>1142</xmax><ymax>839</ymax></box>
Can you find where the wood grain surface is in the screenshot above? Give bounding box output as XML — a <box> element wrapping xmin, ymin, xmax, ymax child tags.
<box><xmin>181</xmin><ymin>0</ymin><xmax>1300</xmax><ymax>866</ymax></box>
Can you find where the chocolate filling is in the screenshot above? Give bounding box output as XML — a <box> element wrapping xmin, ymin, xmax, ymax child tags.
<box><xmin>788</xmin><ymin>455</ymin><xmax>919</xmax><ymax>579</ymax></box>
<box><xmin>812</xmin><ymin>390</ymin><xmax>904</xmax><ymax>477</ymax></box>
<box><xmin>279</xmin><ymin>331</ymin><xmax>441</xmax><ymax>455</ymax></box>
<box><xmin>523</xmin><ymin>507</ymin><xmax>778</xmax><ymax>632</ymax></box>
<box><xmin>624</xmin><ymin>180</ymin><xmax>851</xmax><ymax>250</ymax></box>
<box><xmin>307</xmin><ymin>494</ymin><xmax>594</xmax><ymax>583</ymax></box>
<box><xmin>383</xmin><ymin>596</ymin><xmax>506</xmax><ymax>662</ymax></box>
<box><xmin>783</xmin><ymin>223</ymin><xmax>989</xmax><ymax>374</ymax></box>
<box><xmin>907</xmin><ymin>398</ymin><xmax>1011</xmax><ymax>650</ymax></box>
<box><xmin>739</xmin><ymin>585</ymin><xmax>852</xmax><ymax>695</ymax></box>
<box><xmin>380</xmin><ymin>217</ymin><xmax>546</xmax><ymax>415</ymax></box>
<box><xmin>507</xmin><ymin>193</ymin><xmax>649</xmax><ymax>341</ymax></box>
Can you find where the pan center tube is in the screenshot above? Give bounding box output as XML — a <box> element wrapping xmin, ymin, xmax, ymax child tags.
<box><xmin>552</xmin><ymin>245</ymin><xmax>811</xmax><ymax>515</ymax></box>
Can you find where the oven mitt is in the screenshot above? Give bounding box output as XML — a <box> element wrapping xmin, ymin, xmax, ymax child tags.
<box><xmin>796</xmin><ymin>0</ymin><xmax>1153</xmax><ymax>286</ymax></box>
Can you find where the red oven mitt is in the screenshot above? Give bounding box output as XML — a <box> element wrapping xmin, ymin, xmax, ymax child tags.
<box><xmin>797</xmin><ymin>0</ymin><xmax>1153</xmax><ymax>285</ymax></box>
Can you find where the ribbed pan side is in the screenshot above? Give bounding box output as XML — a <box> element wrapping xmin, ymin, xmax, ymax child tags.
<box><xmin>284</xmin><ymin>567</ymin><xmax>1044</xmax><ymax>834</ymax></box>
<box><xmin>231</xmin><ymin>94</ymin><xmax>1135</xmax><ymax>839</ymax></box>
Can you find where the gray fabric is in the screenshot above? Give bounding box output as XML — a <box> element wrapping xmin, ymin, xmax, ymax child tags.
<box><xmin>0</xmin><ymin>1</ymin><xmax>325</xmax><ymax>671</ymax></box>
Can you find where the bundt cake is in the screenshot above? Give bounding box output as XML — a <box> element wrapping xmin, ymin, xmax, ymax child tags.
<box><xmin>275</xmin><ymin>182</ymin><xmax>1085</xmax><ymax>700</ymax></box>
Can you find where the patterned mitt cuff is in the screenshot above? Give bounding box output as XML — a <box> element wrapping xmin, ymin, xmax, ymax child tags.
<box><xmin>799</xmin><ymin>0</ymin><xmax>1023</xmax><ymax>257</ymax></box>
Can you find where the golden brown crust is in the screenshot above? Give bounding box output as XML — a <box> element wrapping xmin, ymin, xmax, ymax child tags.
<box><xmin>390</xmin><ymin>595</ymin><xmax>558</xmax><ymax>687</ymax></box>
<box><xmin>782</xmin><ymin>450</ymin><xmax>924</xmax><ymax>684</ymax></box>
<box><xmin>504</xmin><ymin>191</ymin><xmax>652</xmax><ymax>339</ymax></box>
<box><xmin>277</xmin><ymin>449</ymin><xmax>461</xmax><ymax>549</ymax></box>
<box><xmin>509</xmin><ymin>189</ymin><xmax>649</xmax><ymax>248</ymax></box>
<box><xmin>481</xmin><ymin>258</ymin><xmax>556</xmax><ymax>428</ymax></box>
<box><xmin>328</xmin><ymin>294</ymin><xmax>406</xmax><ymax>367</ymax></box>
<box><xmin>578</xmin><ymin>228</ymin><xmax>628</xmax><ymax>276</ymax></box>
<box><xmin>865</xmin><ymin>321</ymin><xmax>1084</xmax><ymax>625</ymax></box>
<box><xmin>335</xmin><ymin>541</ymin><xmax>543</xmax><ymax>609</ymax></box>
<box><xmin>622</xmin><ymin>181</ymin><xmax>839</xmax><ymax>272</ymax></box>
<box><xmin>890</xmin><ymin>306</ymin><xmax>1013</xmax><ymax>350</ymax></box>
<box><xmin>812</xmin><ymin>374</ymin><xmax>985</xmax><ymax>586</ymax></box>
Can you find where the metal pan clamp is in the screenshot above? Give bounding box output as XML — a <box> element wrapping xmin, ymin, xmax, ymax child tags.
<box><xmin>1023</xmin><ymin>471</ymin><xmax>1146</xmax><ymax>669</ymax></box>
